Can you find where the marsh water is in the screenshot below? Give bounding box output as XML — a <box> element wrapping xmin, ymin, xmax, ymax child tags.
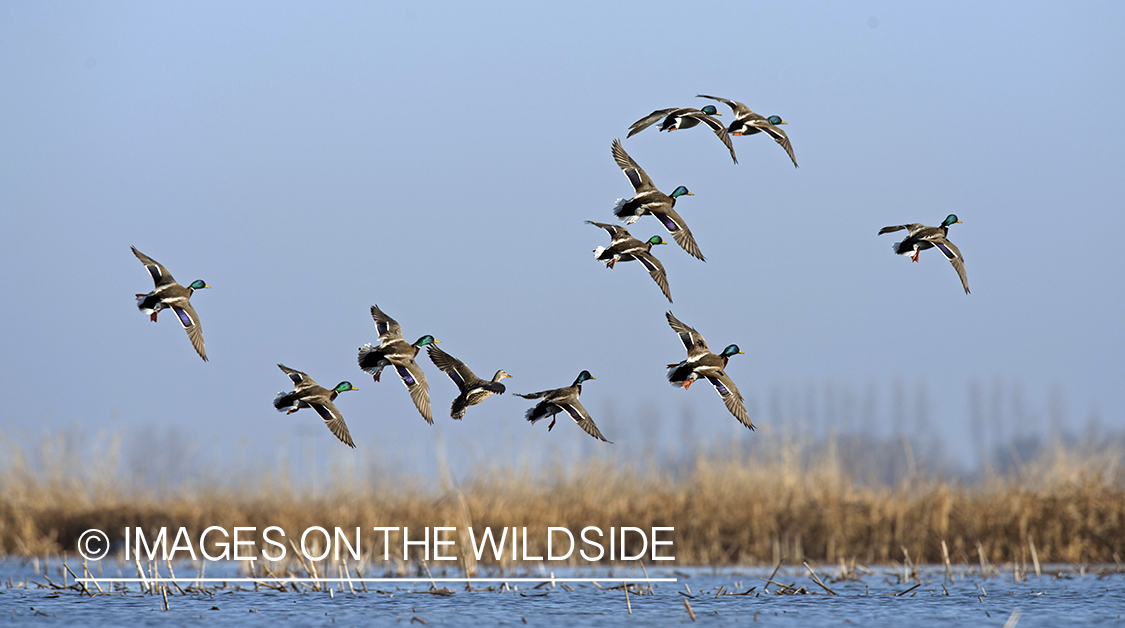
<box><xmin>1</xmin><ymin>559</ymin><xmax>1123</xmax><ymax>626</ymax></box>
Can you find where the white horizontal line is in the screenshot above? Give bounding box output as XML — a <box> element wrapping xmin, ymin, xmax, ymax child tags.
<box><xmin>76</xmin><ymin>577</ymin><xmax>676</xmax><ymax>584</ymax></box>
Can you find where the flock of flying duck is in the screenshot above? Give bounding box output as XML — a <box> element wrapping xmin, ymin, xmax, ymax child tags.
<box><xmin>132</xmin><ymin>94</ymin><xmax>970</xmax><ymax>448</ymax></box>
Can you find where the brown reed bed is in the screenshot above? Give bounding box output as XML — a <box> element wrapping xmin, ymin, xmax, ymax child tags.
<box><xmin>1</xmin><ymin>428</ymin><xmax>1123</xmax><ymax>568</ymax></box>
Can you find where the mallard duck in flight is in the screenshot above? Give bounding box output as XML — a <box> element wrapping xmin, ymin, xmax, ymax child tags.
<box><xmin>426</xmin><ymin>344</ymin><xmax>511</xmax><ymax>421</ymax></box>
<box><xmin>696</xmin><ymin>94</ymin><xmax>797</xmax><ymax>168</ymax></box>
<box><xmin>586</xmin><ymin>220</ymin><xmax>672</xmax><ymax>303</ymax></box>
<box><xmin>627</xmin><ymin>105</ymin><xmax>738</xmax><ymax>164</ymax></box>
<box><xmin>611</xmin><ymin>139</ymin><xmax>705</xmax><ymax>262</ymax></box>
<box><xmin>878</xmin><ymin>214</ymin><xmax>969</xmax><ymax>294</ymax></box>
<box><xmin>131</xmin><ymin>246</ymin><xmax>210</xmax><ymax>361</ymax></box>
<box><xmin>273</xmin><ymin>364</ymin><xmax>357</xmax><ymax>448</ymax></box>
<box><xmin>516</xmin><ymin>370</ymin><xmax>610</xmax><ymax>442</ymax></box>
<box><xmin>357</xmin><ymin>304</ymin><xmax>438</xmax><ymax>424</ymax></box>
<box><xmin>665</xmin><ymin>311</ymin><xmax>754</xmax><ymax>430</ymax></box>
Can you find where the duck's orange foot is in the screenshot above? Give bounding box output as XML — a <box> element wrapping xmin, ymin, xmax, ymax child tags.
<box><xmin>683</xmin><ymin>380</ymin><xmax>694</xmax><ymax>390</ymax></box>
<box><xmin>548</xmin><ymin>416</ymin><xmax>557</xmax><ymax>432</ymax></box>
<box><xmin>608</xmin><ymin>259</ymin><xmax>616</xmax><ymax>269</ymax></box>
<box><xmin>150</xmin><ymin>312</ymin><xmax>158</xmax><ymax>322</ymax></box>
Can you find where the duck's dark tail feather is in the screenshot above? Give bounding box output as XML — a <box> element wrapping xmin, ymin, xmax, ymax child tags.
<box><xmin>136</xmin><ymin>293</ymin><xmax>161</xmax><ymax>314</ymax></box>
<box><xmin>273</xmin><ymin>391</ymin><xmax>300</xmax><ymax>412</ymax></box>
<box><xmin>451</xmin><ymin>396</ymin><xmax>467</xmax><ymax>421</ymax></box>
<box><xmin>357</xmin><ymin>344</ymin><xmax>386</xmax><ymax>374</ymax></box>
<box><xmin>666</xmin><ymin>362</ymin><xmax>694</xmax><ymax>387</ymax></box>
<box><xmin>613</xmin><ymin>198</ymin><xmax>638</xmax><ymax>220</ymax></box>
<box><xmin>525</xmin><ymin>401</ymin><xmax>551</xmax><ymax>424</ymax></box>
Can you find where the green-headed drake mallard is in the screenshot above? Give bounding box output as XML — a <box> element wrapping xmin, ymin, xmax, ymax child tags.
<box><xmin>665</xmin><ymin>311</ymin><xmax>754</xmax><ymax>430</ymax></box>
<box><xmin>627</xmin><ymin>105</ymin><xmax>738</xmax><ymax>164</ymax></box>
<box><xmin>131</xmin><ymin>246</ymin><xmax>210</xmax><ymax>361</ymax></box>
<box><xmin>273</xmin><ymin>364</ymin><xmax>358</xmax><ymax>448</ymax></box>
<box><xmin>611</xmin><ymin>139</ymin><xmax>705</xmax><ymax>262</ymax></box>
<box><xmin>426</xmin><ymin>344</ymin><xmax>511</xmax><ymax>421</ymax></box>
<box><xmin>516</xmin><ymin>370</ymin><xmax>611</xmax><ymax>443</ymax></box>
<box><xmin>878</xmin><ymin>214</ymin><xmax>969</xmax><ymax>294</ymax></box>
<box><xmin>586</xmin><ymin>220</ymin><xmax>672</xmax><ymax>303</ymax></box>
<box><xmin>357</xmin><ymin>304</ymin><xmax>438</xmax><ymax>424</ymax></box>
<box><xmin>696</xmin><ymin>95</ymin><xmax>797</xmax><ymax>168</ymax></box>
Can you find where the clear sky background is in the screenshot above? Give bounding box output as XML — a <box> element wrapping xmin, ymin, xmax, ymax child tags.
<box><xmin>2</xmin><ymin>2</ymin><xmax>1123</xmax><ymax>480</ymax></box>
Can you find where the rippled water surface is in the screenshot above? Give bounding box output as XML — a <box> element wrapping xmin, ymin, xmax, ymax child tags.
<box><xmin>2</xmin><ymin>560</ymin><xmax>1123</xmax><ymax>626</ymax></box>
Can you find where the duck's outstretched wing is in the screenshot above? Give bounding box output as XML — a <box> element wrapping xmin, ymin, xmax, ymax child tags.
<box><xmin>427</xmin><ymin>344</ymin><xmax>479</xmax><ymax>390</ymax></box>
<box><xmin>369</xmin><ymin>304</ymin><xmax>403</xmax><ymax>341</ymax></box>
<box><xmin>585</xmin><ymin>220</ymin><xmax>630</xmax><ymax>241</ymax></box>
<box><xmin>696</xmin><ymin>94</ymin><xmax>753</xmax><ymax>118</ymax></box>
<box><xmin>131</xmin><ymin>246</ymin><xmax>176</xmax><ymax>287</ymax></box>
<box><xmin>666</xmin><ymin>311</ymin><xmax>710</xmax><ymax>354</ymax></box>
<box><xmin>634</xmin><ymin>249</ymin><xmax>672</xmax><ymax>303</ymax></box>
<box><xmin>652</xmin><ymin>207</ymin><xmax>705</xmax><ymax>262</ymax></box>
<box><xmin>394</xmin><ymin>360</ymin><xmax>433</xmax><ymax>424</ymax></box>
<box><xmin>627</xmin><ymin>108</ymin><xmax>677</xmax><ymax>137</ymax></box>
<box><xmin>514</xmin><ymin>388</ymin><xmax>553</xmax><ymax>400</ymax></box>
<box><xmin>688</xmin><ymin>112</ymin><xmax>738</xmax><ymax>164</ymax></box>
<box><xmin>612</xmin><ymin>138</ymin><xmax>655</xmax><ymax>192</ymax></box>
<box><xmin>931</xmin><ymin>238</ymin><xmax>970</xmax><ymax>294</ymax></box>
<box><xmin>706</xmin><ymin>372</ymin><xmax>755</xmax><ymax>430</ymax></box>
<box><xmin>310</xmin><ymin>401</ymin><xmax>356</xmax><ymax>448</ymax></box>
<box><xmin>878</xmin><ymin>223</ymin><xmax>927</xmax><ymax>236</ymax></box>
<box><xmin>277</xmin><ymin>363</ymin><xmax>309</xmax><ymax>385</ymax></box>
<box><xmin>171</xmin><ymin>301</ymin><xmax>207</xmax><ymax>361</ymax></box>
<box><xmin>559</xmin><ymin>401</ymin><xmax>611</xmax><ymax>443</ymax></box>
<box><xmin>757</xmin><ymin>123</ymin><xmax>797</xmax><ymax>167</ymax></box>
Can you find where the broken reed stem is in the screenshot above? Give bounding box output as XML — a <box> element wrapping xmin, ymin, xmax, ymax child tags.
<box><xmin>134</xmin><ymin>552</ymin><xmax>148</xmax><ymax>594</ymax></box>
<box><xmin>287</xmin><ymin>539</ymin><xmax>316</xmax><ymax>591</ymax></box>
<box><xmin>1029</xmin><ymin>536</ymin><xmax>1041</xmax><ymax>577</ymax></box>
<box><xmin>343</xmin><ymin>563</ymin><xmax>356</xmax><ymax>596</ymax></box>
<box><xmin>941</xmin><ymin>540</ymin><xmax>954</xmax><ymax>583</ymax></box>
<box><xmin>894</xmin><ymin>582</ymin><xmax>921</xmax><ymax>597</ymax></box>
<box><xmin>166</xmin><ymin>559</ymin><xmax>186</xmax><ymax>595</ymax></box>
<box><xmin>355</xmin><ymin>566</ymin><xmax>369</xmax><ymax>593</ymax></box>
<box><xmin>764</xmin><ymin>558</ymin><xmax>784</xmax><ymax>593</ymax></box>
<box><xmin>640</xmin><ymin>561</ymin><xmax>653</xmax><ymax>594</ymax></box>
<box><xmin>62</xmin><ymin>563</ymin><xmax>89</xmax><ymax>597</ymax></box>
<box><xmin>82</xmin><ymin>560</ymin><xmax>104</xmax><ymax>595</ymax></box>
<box><xmin>760</xmin><ymin>578</ymin><xmax>796</xmax><ymax>593</ymax></box>
<box><xmin>901</xmin><ymin>546</ymin><xmax>916</xmax><ymax>583</ymax></box>
<box><xmin>421</xmin><ymin>560</ymin><xmax>437</xmax><ymax>591</ymax></box>
<box><xmin>683</xmin><ymin>598</ymin><xmax>696</xmax><ymax>621</ymax></box>
<box><xmin>804</xmin><ymin>562</ymin><xmax>837</xmax><ymax>595</ymax></box>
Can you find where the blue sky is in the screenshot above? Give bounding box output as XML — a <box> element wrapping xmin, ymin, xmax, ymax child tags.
<box><xmin>2</xmin><ymin>2</ymin><xmax>1123</xmax><ymax>477</ymax></box>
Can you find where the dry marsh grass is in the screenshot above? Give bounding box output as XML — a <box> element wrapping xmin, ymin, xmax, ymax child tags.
<box><xmin>1</xmin><ymin>427</ymin><xmax>1122</xmax><ymax>568</ymax></box>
